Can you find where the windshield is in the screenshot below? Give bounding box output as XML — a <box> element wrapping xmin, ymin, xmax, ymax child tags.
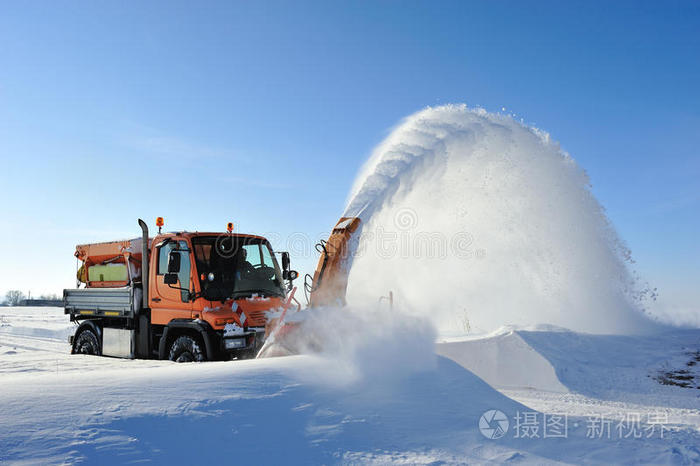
<box><xmin>192</xmin><ymin>235</ymin><xmax>285</xmax><ymax>301</ymax></box>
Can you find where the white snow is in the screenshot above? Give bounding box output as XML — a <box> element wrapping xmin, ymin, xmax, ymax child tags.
<box><xmin>223</xmin><ymin>322</ymin><xmax>245</xmax><ymax>336</ymax></box>
<box><xmin>1</xmin><ymin>307</ymin><xmax>700</xmax><ymax>464</ymax></box>
<box><xmin>343</xmin><ymin>105</ymin><xmax>659</xmax><ymax>335</ymax></box>
<box><xmin>436</xmin><ymin>329</ymin><xmax>569</xmax><ymax>392</ymax></box>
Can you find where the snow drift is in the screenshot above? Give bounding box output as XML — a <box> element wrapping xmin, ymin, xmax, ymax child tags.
<box><xmin>343</xmin><ymin>104</ymin><xmax>656</xmax><ymax>335</ymax></box>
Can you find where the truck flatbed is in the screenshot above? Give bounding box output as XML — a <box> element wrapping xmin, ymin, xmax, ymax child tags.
<box><xmin>64</xmin><ymin>287</ymin><xmax>137</xmax><ymax>319</ymax></box>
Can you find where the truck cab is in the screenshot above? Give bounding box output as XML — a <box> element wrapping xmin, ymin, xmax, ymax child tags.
<box><xmin>64</xmin><ymin>219</ymin><xmax>299</xmax><ymax>362</ymax></box>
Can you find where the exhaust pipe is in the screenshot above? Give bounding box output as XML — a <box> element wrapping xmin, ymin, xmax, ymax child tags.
<box><xmin>138</xmin><ymin>219</ymin><xmax>149</xmax><ymax>310</ymax></box>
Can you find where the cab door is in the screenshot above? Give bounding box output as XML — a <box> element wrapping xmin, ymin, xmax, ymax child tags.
<box><xmin>150</xmin><ymin>238</ymin><xmax>193</xmax><ymax>325</ymax></box>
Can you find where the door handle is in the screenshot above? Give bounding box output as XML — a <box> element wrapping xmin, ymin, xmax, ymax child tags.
<box><xmin>151</xmin><ymin>297</ymin><xmax>161</xmax><ymax>302</ymax></box>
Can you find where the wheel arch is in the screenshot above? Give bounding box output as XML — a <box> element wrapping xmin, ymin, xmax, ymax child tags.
<box><xmin>158</xmin><ymin>320</ymin><xmax>217</xmax><ymax>361</ymax></box>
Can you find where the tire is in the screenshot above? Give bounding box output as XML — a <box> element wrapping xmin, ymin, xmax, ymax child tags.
<box><xmin>72</xmin><ymin>328</ymin><xmax>101</xmax><ymax>356</ymax></box>
<box><xmin>168</xmin><ymin>335</ymin><xmax>205</xmax><ymax>362</ymax></box>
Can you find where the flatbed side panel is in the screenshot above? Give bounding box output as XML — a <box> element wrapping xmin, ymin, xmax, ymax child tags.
<box><xmin>64</xmin><ymin>287</ymin><xmax>134</xmax><ymax>317</ymax></box>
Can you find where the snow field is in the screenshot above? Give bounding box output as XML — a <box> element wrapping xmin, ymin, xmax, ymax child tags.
<box><xmin>2</xmin><ymin>307</ymin><xmax>700</xmax><ymax>464</ymax></box>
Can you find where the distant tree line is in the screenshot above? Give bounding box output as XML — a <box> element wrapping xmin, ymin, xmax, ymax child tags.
<box><xmin>1</xmin><ymin>290</ymin><xmax>60</xmax><ymax>306</ymax></box>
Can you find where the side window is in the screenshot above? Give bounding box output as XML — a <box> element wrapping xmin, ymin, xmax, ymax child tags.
<box><xmin>261</xmin><ymin>244</ymin><xmax>282</xmax><ymax>283</ymax></box>
<box><xmin>242</xmin><ymin>244</ymin><xmax>262</xmax><ymax>267</ymax></box>
<box><xmin>157</xmin><ymin>242</ymin><xmax>176</xmax><ymax>275</ymax></box>
<box><xmin>260</xmin><ymin>244</ymin><xmax>275</xmax><ymax>267</ymax></box>
<box><xmin>157</xmin><ymin>240</ymin><xmax>191</xmax><ymax>302</ymax></box>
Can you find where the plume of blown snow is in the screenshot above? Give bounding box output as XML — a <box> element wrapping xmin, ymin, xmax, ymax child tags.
<box><xmin>288</xmin><ymin>305</ymin><xmax>437</xmax><ymax>387</ymax></box>
<box><xmin>343</xmin><ymin>104</ymin><xmax>657</xmax><ymax>335</ymax></box>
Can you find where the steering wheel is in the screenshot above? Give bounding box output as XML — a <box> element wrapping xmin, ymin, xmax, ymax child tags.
<box><xmin>253</xmin><ymin>264</ymin><xmax>276</xmax><ymax>279</ymax></box>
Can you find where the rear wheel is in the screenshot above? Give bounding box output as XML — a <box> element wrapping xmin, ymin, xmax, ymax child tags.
<box><xmin>168</xmin><ymin>335</ymin><xmax>205</xmax><ymax>362</ymax></box>
<box><xmin>73</xmin><ymin>328</ymin><xmax>101</xmax><ymax>356</ymax></box>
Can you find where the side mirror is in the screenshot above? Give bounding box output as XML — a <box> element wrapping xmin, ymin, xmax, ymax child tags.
<box><xmin>167</xmin><ymin>250</ymin><xmax>181</xmax><ymax>273</ymax></box>
<box><xmin>281</xmin><ymin>252</ymin><xmax>291</xmax><ymax>279</ymax></box>
<box><xmin>164</xmin><ymin>273</ymin><xmax>179</xmax><ymax>285</ymax></box>
<box><xmin>288</xmin><ymin>270</ymin><xmax>298</xmax><ymax>281</ymax></box>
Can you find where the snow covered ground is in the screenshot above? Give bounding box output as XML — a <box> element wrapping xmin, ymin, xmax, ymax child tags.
<box><xmin>1</xmin><ymin>307</ymin><xmax>699</xmax><ymax>464</ymax></box>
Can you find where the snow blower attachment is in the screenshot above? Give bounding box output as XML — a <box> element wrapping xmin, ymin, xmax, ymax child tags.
<box><xmin>256</xmin><ymin>216</ymin><xmax>362</xmax><ymax>358</ymax></box>
<box><xmin>306</xmin><ymin>217</ymin><xmax>362</xmax><ymax>308</ymax></box>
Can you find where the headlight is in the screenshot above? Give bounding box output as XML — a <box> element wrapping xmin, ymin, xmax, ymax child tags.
<box><xmin>225</xmin><ymin>338</ymin><xmax>246</xmax><ymax>349</ymax></box>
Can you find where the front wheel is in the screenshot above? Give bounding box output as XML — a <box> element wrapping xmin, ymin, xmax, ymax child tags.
<box><xmin>168</xmin><ymin>335</ymin><xmax>205</xmax><ymax>362</ymax></box>
<box><xmin>72</xmin><ymin>328</ymin><xmax>101</xmax><ymax>356</ymax></box>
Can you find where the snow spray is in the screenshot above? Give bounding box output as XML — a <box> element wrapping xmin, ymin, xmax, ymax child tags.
<box><xmin>343</xmin><ymin>104</ymin><xmax>656</xmax><ymax>335</ymax></box>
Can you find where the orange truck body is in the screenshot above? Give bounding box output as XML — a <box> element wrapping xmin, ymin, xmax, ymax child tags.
<box><xmin>65</xmin><ymin>220</ymin><xmax>296</xmax><ymax>361</ymax></box>
<box><xmin>75</xmin><ymin>232</ymin><xmax>282</xmax><ymax>329</ymax></box>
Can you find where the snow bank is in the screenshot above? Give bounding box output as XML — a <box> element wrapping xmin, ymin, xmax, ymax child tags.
<box><xmin>517</xmin><ymin>328</ymin><xmax>700</xmax><ymax>405</ymax></box>
<box><xmin>343</xmin><ymin>105</ymin><xmax>658</xmax><ymax>335</ymax></box>
<box><xmin>0</xmin><ymin>307</ymin><xmax>74</xmax><ymax>341</ymax></box>
<box><xmin>436</xmin><ymin>329</ymin><xmax>568</xmax><ymax>393</ymax></box>
<box><xmin>437</xmin><ymin>327</ymin><xmax>700</xmax><ymax>425</ymax></box>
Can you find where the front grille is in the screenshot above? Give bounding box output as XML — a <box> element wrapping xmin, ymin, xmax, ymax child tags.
<box><xmin>245</xmin><ymin>309</ymin><xmax>267</xmax><ymax>323</ymax></box>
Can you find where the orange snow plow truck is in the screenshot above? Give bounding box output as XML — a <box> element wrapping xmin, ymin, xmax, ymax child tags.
<box><xmin>64</xmin><ymin>218</ymin><xmax>304</xmax><ymax>362</ymax></box>
<box><xmin>64</xmin><ymin>217</ymin><xmax>360</xmax><ymax>362</ymax></box>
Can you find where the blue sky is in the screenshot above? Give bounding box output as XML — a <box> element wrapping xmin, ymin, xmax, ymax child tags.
<box><xmin>0</xmin><ymin>1</ymin><xmax>698</xmax><ymax>310</ymax></box>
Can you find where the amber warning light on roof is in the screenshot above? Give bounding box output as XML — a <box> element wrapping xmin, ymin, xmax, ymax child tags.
<box><xmin>227</xmin><ymin>222</ymin><xmax>234</xmax><ymax>233</ymax></box>
<box><xmin>156</xmin><ymin>217</ymin><xmax>164</xmax><ymax>233</ymax></box>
